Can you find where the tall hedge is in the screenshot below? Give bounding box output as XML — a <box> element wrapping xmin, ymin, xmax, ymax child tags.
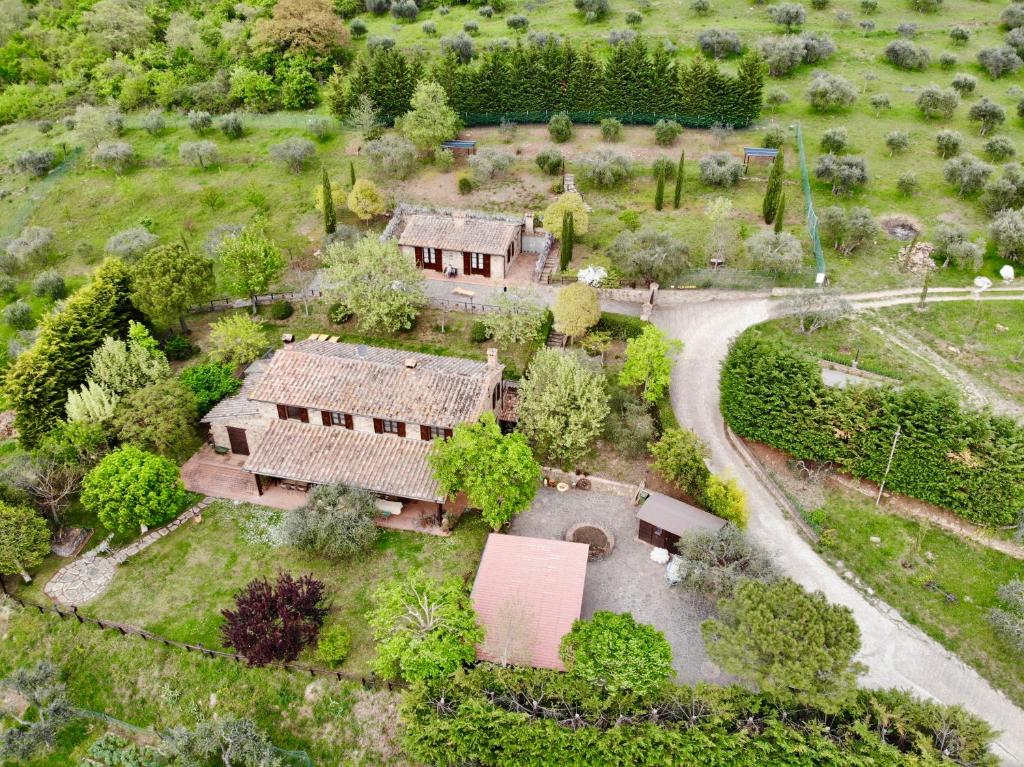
<box><xmin>400</xmin><ymin>665</ymin><xmax>996</xmax><ymax>767</ymax></box>
<box><xmin>341</xmin><ymin>37</ymin><xmax>765</xmax><ymax>127</ymax></box>
<box><xmin>720</xmin><ymin>331</ymin><xmax>1024</xmax><ymax>525</ymax></box>
<box><xmin>5</xmin><ymin>258</ymin><xmax>140</xmax><ymax>447</ymax></box>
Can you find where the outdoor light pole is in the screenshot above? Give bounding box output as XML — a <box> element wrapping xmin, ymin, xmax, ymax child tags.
<box><xmin>876</xmin><ymin>424</ymin><xmax>902</xmax><ymax>506</ymax></box>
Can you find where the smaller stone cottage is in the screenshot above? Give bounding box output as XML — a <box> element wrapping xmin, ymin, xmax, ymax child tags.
<box><xmin>385</xmin><ymin>205</ymin><xmax>537</xmax><ymax>280</ymax></box>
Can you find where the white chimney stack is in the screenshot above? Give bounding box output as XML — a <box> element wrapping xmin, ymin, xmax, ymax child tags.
<box><xmin>486</xmin><ymin>348</ymin><xmax>499</xmax><ymax>369</ymax></box>
<box><xmin>524</xmin><ymin>212</ymin><xmax>535</xmax><ymax>235</ymax></box>
<box><xmin>452</xmin><ymin>211</ymin><xmax>466</xmax><ymax>227</ymax></box>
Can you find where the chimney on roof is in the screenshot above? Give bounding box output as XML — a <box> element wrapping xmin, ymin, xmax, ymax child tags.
<box><xmin>524</xmin><ymin>212</ymin><xmax>535</xmax><ymax>235</ymax></box>
<box><xmin>452</xmin><ymin>211</ymin><xmax>466</xmax><ymax>227</ymax></box>
<box><xmin>486</xmin><ymin>348</ymin><xmax>499</xmax><ymax>369</ymax></box>
<box><xmin>404</xmin><ymin>358</ymin><xmax>417</xmax><ymax>369</ymax></box>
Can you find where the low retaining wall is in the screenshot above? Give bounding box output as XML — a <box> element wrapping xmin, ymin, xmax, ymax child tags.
<box><xmin>542</xmin><ymin>467</ymin><xmax>640</xmax><ymax>500</ymax></box>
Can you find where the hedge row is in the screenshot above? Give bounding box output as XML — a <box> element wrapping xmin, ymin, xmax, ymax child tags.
<box><xmin>720</xmin><ymin>331</ymin><xmax>1024</xmax><ymax>526</ymax></box>
<box><xmin>400</xmin><ymin>666</ymin><xmax>996</xmax><ymax>767</ymax></box>
<box><xmin>338</xmin><ymin>37</ymin><xmax>765</xmax><ymax>128</ymax></box>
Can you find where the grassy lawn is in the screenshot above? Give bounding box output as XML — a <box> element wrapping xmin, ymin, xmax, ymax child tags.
<box><xmin>85</xmin><ymin>501</ymin><xmax>490</xmax><ymax>674</ymax></box>
<box><xmin>0</xmin><ymin>603</ymin><xmax>405</xmax><ymax>766</ymax></box>
<box><xmin>815</xmin><ymin>489</ymin><xmax>1024</xmax><ymax>708</ymax></box>
<box><xmin>885</xmin><ymin>300</ymin><xmax>1024</xmax><ymax>407</ymax></box>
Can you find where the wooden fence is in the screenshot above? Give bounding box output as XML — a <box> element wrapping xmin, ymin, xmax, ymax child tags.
<box><xmin>187</xmin><ymin>290</ymin><xmax>324</xmax><ymax>315</ymax></box>
<box><xmin>428</xmin><ymin>297</ymin><xmax>500</xmax><ymax>314</ymax></box>
<box><xmin>0</xmin><ymin>582</ymin><xmax>404</xmax><ymax>692</ymax></box>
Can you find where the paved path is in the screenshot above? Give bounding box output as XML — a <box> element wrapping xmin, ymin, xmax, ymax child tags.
<box><xmin>651</xmin><ymin>288</ymin><xmax>1024</xmax><ymax>765</ymax></box>
<box><xmin>44</xmin><ymin>498</ymin><xmax>213</xmax><ymax>607</ymax></box>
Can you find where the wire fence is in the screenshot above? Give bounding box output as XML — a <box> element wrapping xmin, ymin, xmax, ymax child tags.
<box><xmin>459</xmin><ymin>111</ymin><xmax>751</xmax><ymax>129</ymax></box>
<box><xmin>187</xmin><ymin>290</ymin><xmax>323</xmax><ymax>314</ymax></box>
<box><xmin>0</xmin><ymin>582</ymin><xmax>404</xmax><ymax>693</ymax></box>
<box><xmin>1</xmin><ymin>147</ymin><xmax>82</xmax><ymax>241</ymax></box>
<box><xmin>794</xmin><ymin>123</ymin><xmax>828</xmax><ymax>283</ymax></box>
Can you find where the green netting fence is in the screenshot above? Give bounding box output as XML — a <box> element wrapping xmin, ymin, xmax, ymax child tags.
<box><xmin>794</xmin><ymin>123</ymin><xmax>828</xmax><ymax>282</ymax></box>
<box><xmin>459</xmin><ymin>111</ymin><xmax>750</xmax><ymax>129</ymax></box>
<box><xmin>1</xmin><ymin>147</ymin><xmax>81</xmax><ymax>241</ymax></box>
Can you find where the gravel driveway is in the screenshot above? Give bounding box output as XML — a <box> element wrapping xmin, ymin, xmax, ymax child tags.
<box><xmin>509</xmin><ymin>487</ymin><xmax>726</xmax><ymax>685</ymax></box>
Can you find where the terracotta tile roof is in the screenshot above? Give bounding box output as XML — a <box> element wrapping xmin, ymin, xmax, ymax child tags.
<box><xmin>245</xmin><ymin>346</ymin><xmax>496</xmax><ymax>429</ymax></box>
<box><xmin>471</xmin><ymin>534</ymin><xmax>589</xmax><ymax>671</ymax></box>
<box><xmin>242</xmin><ymin>419</ymin><xmax>442</xmax><ymax>502</ymax></box>
<box><xmin>291</xmin><ymin>339</ymin><xmax>491</xmax><ymax>378</ymax></box>
<box><xmin>202</xmin><ymin>358</ymin><xmax>268</xmax><ymax>423</ymax></box>
<box><xmin>637</xmin><ymin>491</ymin><xmax>728</xmax><ymax>537</ymax></box>
<box><xmin>397</xmin><ymin>213</ymin><xmax>520</xmax><ymax>256</ymax></box>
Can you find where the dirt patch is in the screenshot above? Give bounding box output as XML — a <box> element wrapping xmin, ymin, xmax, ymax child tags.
<box><xmin>0</xmin><ymin>410</ymin><xmax>15</xmax><ymax>439</ymax></box>
<box><xmin>386</xmin><ymin>165</ymin><xmax>552</xmax><ymax>210</ymax></box>
<box><xmin>879</xmin><ymin>214</ymin><xmax>922</xmax><ymax>241</ymax></box>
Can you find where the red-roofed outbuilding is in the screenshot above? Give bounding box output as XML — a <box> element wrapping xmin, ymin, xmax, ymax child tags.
<box><xmin>470</xmin><ymin>533</ymin><xmax>589</xmax><ymax>671</ymax></box>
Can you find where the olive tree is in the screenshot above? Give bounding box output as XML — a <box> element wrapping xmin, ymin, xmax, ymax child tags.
<box><xmin>820</xmin><ymin>127</ymin><xmax>847</xmax><ymax>153</ymax></box>
<box><xmin>179</xmin><ymin>140</ymin><xmax>221</xmax><ymax>168</ymax></box>
<box><xmin>968</xmin><ymin>97</ymin><xmax>1007</xmax><ymax>135</ymax></box>
<box><xmin>936</xmin><ymin>129</ymin><xmax>963</xmax><ymax>157</ymax></box>
<box><xmin>14</xmin><ymin>149</ymin><xmax>57</xmax><ymax>178</ymax></box>
<box><xmin>699</xmin><ymin>152</ymin><xmax>744</xmax><ymax>186</ymax></box>
<box><xmin>613</xmin><ymin>226</ymin><xmax>691</xmax><ymax>283</ymax></box>
<box><xmin>268</xmin><ymin>137</ymin><xmax>316</xmax><ymax>172</ymax></box>
<box><xmin>884</xmin><ymin>39</ymin><xmax>930</xmax><ymax>70</ymax></box>
<box><xmin>575</xmin><ymin>150</ymin><xmax>632</xmax><ymax>187</ymax></box>
<box><xmin>768</xmin><ymin>2</ymin><xmax>806</xmax><ymax>30</ymax></box>
<box><xmin>363</xmin><ymin>133</ymin><xmax>419</xmax><ymax>179</ymax></box>
<box><xmin>991</xmin><ymin>207</ymin><xmax>1024</xmax><ymax>261</ymax></box>
<box><xmin>104</xmin><ymin>227</ymin><xmax>158</xmax><ymax>260</ymax></box>
<box><xmin>933</xmin><ymin>223</ymin><xmax>983</xmax><ymax>269</ymax></box>
<box><xmin>91</xmin><ymin>140</ymin><xmax>135</xmax><ymax>173</ymax></box>
<box><xmin>814</xmin><ymin>154</ymin><xmax>867</xmax><ymax>194</ymax></box>
<box><xmin>885</xmin><ymin>130</ymin><xmax>910</xmax><ymax>156</ymax></box>
<box><xmin>943</xmin><ymin>153</ymin><xmax>994</xmax><ymax>195</ymax></box>
<box><xmin>806</xmin><ymin>73</ymin><xmax>856</xmax><ymax>111</ymax></box>
<box><xmin>985</xmin><ymin>135</ymin><xmax>1016</xmax><ymax>161</ymax></box>
<box><xmin>746</xmin><ymin>230</ymin><xmax>804</xmax><ymax>273</ymax></box>
<box><xmin>279</xmin><ymin>484</ymin><xmax>379</xmax><ymax>559</ymax></box>
<box><xmin>951</xmin><ymin>73</ymin><xmax>977</xmax><ymax>96</ymax></box>
<box><xmin>978</xmin><ymin>46</ymin><xmax>1023</xmax><ymax>77</ymax></box>
<box><xmin>698</xmin><ymin>28</ymin><xmax>742</xmax><ymax>58</ymax></box>
<box><xmin>916</xmin><ymin>85</ymin><xmax>959</xmax><ymax>119</ymax></box>
<box><xmin>481</xmin><ymin>289</ymin><xmax>547</xmax><ymax>345</ymax></box>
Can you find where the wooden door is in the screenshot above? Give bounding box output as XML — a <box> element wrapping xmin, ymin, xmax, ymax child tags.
<box><xmin>462</xmin><ymin>251</ymin><xmax>471</xmax><ymax>275</ymax></box>
<box><xmin>226</xmin><ymin>426</ymin><xmax>249</xmax><ymax>456</ymax></box>
<box><xmin>481</xmin><ymin>254</ymin><xmax>491</xmax><ymax>278</ymax></box>
<box><xmin>414</xmin><ymin>246</ymin><xmax>423</xmax><ymax>268</ymax></box>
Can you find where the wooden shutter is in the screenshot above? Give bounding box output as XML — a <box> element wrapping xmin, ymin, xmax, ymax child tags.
<box><xmin>481</xmin><ymin>255</ymin><xmax>491</xmax><ymax>278</ymax></box>
<box><xmin>299</xmin><ymin>408</ymin><xmax>309</xmax><ymax>423</ymax></box>
<box><xmin>373</xmin><ymin>418</ymin><xmax>383</xmax><ymax>434</ymax></box>
<box><xmin>420</xmin><ymin>425</ymin><xmax>431</xmax><ymax>441</ymax></box>
<box><xmin>397</xmin><ymin>422</ymin><xmax>406</xmax><ymax>438</ymax></box>
<box><xmin>414</xmin><ymin>246</ymin><xmax>423</xmax><ymax>268</ymax></box>
<box><xmin>344</xmin><ymin>413</ymin><xmax>353</xmax><ymax>430</ymax></box>
<box><xmin>462</xmin><ymin>251</ymin><xmax>471</xmax><ymax>274</ymax></box>
<box><xmin>444</xmin><ymin>428</ymin><xmax>453</xmax><ymax>439</ymax></box>
<box><xmin>321</xmin><ymin>411</ymin><xmax>332</xmax><ymax>426</ymax></box>
<box><xmin>277</xmin><ymin>404</ymin><xmax>287</xmax><ymax>420</ymax></box>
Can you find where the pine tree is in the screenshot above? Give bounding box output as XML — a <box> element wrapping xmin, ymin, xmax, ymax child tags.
<box><xmin>762</xmin><ymin>151</ymin><xmax>784</xmax><ymax>224</ymax></box>
<box><xmin>673</xmin><ymin>149</ymin><xmax>684</xmax><ymax>209</ymax></box>
<box><xmin>774</xmin><ymin>192</ymin><xmax>786</xmax><ymax>234</ymax></box>
<box><xmin>655</xmin><ymin>166</ymin><xmax>665</xmax><ymax>211</ymax></box>
<box><xmin>560</xmin><ymin>211</ymin><xmax>574</xmax><ymax>271</ymax></box>
<box><xmin>349</xmin><ymin>160</ymin><xmax>356</xmax><ymax>187</ymax></box>
<box><xmin>321</xmin><ymin>166</ymin><xmax>337</xmax><ymax>235</ymax></box>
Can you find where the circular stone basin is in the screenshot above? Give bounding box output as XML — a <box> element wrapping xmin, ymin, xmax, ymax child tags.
<box><xmin>566</xmin><ymin>524</ymin><xmax>615</xmax><ymax>560</ymax></box>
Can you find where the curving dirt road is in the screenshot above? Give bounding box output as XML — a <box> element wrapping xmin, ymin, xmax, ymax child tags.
<box><xmin>651</xmin><ymin>288</ymin><xmax>1024</xmax><ymax>765</ymax></box>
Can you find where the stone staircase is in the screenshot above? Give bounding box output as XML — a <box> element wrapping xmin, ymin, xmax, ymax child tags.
<box><xmin>546</xmin><ymin>331</ymin><xmax>567</xmax><ymax>348</ymax></box>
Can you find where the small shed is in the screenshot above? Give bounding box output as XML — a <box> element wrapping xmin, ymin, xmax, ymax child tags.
<box><xmin>637</xmin><ymin>491</ymin><xmax>727</xmax><ymax>551</ymax></box>
<box><xmin>743</xmin><ymin>147</ymin><xmax>779</xmax><ymax>171</ymax></box>
<box><xmin>471</xmin><ymin>533</ymin><xmax>589</xmax><ymax>670</ymax></box>
<box><xmin>441</xmin><ymin>139</ymin><xmax>477</xmax><ymax>159</ymax></box>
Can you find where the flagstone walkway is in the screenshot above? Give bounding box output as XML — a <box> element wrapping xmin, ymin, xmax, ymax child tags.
<box><xmin>43</xmin><ymin>498</ymin><xmax>214</xmax><ymax>607</ymax></box>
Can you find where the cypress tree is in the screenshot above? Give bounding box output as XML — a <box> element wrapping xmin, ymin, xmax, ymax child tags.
<box><xmin>654</xmin><ymin>166</ymin><xmax>665</xmax><ymax>210</ymax></box>
<box><xmin>560</xmin><ymin>211</ymin><xmax>574</xmax><ymax>271</ymax></box>
<box><xmin>774</xmin><ymin>192</ymin><xmax>786</xmax><ymax>234</ymax></box>
<box><xmin>673</xmin><ymin>149</ymin><xmax>684</xmax><ymax>208</ymax></box>
<box><xmin>349</xmin><ymin>160</ymin><xmax>356</xmax><ymax>187</ymax></box>
<box><xmin>321</xmin><ymin>166</ymin><xmax>337</xmax><ymax>235</ymax></box>
<box><xmin>762</xmin><ymin>151</ymin><xmax>784</xmax><ymax>224</ymax></box>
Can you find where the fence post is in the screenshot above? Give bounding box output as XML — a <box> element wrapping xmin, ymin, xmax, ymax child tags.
<box><xmin>73</xmin><ymin>605</ymin><xmax>83</xmax><ymax>624</ymax></box>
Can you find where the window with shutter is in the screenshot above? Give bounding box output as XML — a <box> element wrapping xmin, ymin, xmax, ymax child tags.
<box><xmin>344</xmin><ymin>413</ymin><xmax>353</xmax><ymax>430</ymax></box>
<box><xmin>277</xmin><ymin>404</ymin><xmax>287</xmax><ymax>420</ymax></box>
<box><xmin>321</xmin><ymin>411</ymin><xmax>332</xmax><ymax>426</ymax></box>
<box><xmin>373</xmin><ymin>418</ymin><xmax>383</xmax><ymax>434</ymax></box>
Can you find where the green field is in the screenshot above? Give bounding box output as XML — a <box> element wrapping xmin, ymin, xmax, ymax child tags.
<box><xmin>815</xmin><ymin>488</ymin><xmax>1024</xmax><ymax>707</ymax></box>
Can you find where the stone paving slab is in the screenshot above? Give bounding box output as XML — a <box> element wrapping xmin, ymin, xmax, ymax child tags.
<box><xmin>44</xmin><ymin>501</ymin><xmax>205</xmax><ymax>606</ymax></box>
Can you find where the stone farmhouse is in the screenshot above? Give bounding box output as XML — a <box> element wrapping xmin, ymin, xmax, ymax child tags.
<box><xmin>199</xmin><ymin>338</ymin><xmax>503</xmax><ymax>518</ymax></box>
<box><xmin>383</xmin><ymin>204</ymin><xmax>551</xmax><ymax>282</ymax></box>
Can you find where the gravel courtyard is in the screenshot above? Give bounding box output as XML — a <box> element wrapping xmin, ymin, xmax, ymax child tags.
<box><xmin>508</xmin><ymin>487</ymin><xmax>726</xmax><ymax>685</ymax></box>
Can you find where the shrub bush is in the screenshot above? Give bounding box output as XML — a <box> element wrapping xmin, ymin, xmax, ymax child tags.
<box><xmin>179</xmin><ymin>362</ymin><xmax>241</xmax><ymax>415</ymax></box>
<box><xmin>651</xmin><ymin>156</ymin><xmax>677</xmax><ymax>180</ymax></box>
<box><xmin>897</xmin><ymin>171</ymin><xmax>919</xmax><ymax>195</ymax></box>
<box><xmin>422</xmin><ymin>20</ymin><xmax>437</xmax><ymax>34</ymax></box>
<box><xmin>470</xmin><ymin>320</ymin><xmax>491</xmax><ymax>342</ymax></box>
<box><xmin>885</xmin><ymin>130</ymin><xmax>910</xmax><ymax>155</ymax></box>
<box><xmin>691</xmin><ymin>0</ymin><xmax>711</xmax><ymax>13</ymax></box>
<box><xmin>950</xmin><ymin>25</ymin><xmax>970</xmax><ymax>44</ymax></box>
<box><xmin>469</xmin><ymin>148</ymin><xmax>516</xmax><ymax>181</ymax></box>
<box><xmin>187</xmin><ymin>109</ymin><xmax>213</xmax><ymax>133</ymax></box>
<box><xmin>767</xmin><ymin>2</ymin><xmax>807</xmax><ymax>30</ymax></box>
<box><xmin>758</xmin><ymin>35</ymin><xmax>806</xmax><ymax>76</ymax></box>
<box><xmin>507</xmin><ymin>14</ymin><xmax>529</xmax><ymax>29</ymax></box>
<box><xmin>951</xmin><ymin>73</ymin><xmax>977</xmax><ymax>96</ymax></box>
<box><xmin>820</xmin><ymin>127</ymin><xmax>847</xmax><ymax>153</ymax></box>
<box><xmin>363</xmin><ymin>133</ymin><xmax>419</xmax><ymax>179</ymax></box>
<box><xmin>219</xmin><ymin>113</ymin><xmax>244</xmax><ymax>139</ymax></box>
<box><xmin>916</xmin><ymin>85</ymin><xmax>959</xmax><ymax>119</ymax></box>
<box><xmin>549</xmin><ymin>112</ymin><xmax>573</xmax><ymax>142</ymax></box>
<box><xmin>699</xmin><ymin>152</ymin><xmax>744</xmax><ymax>186</ymax></box>
<box><xmin>391</xmin><ymin>0</ymin><xmax>419</xmax><ymax>17</ymax></box>
<box><xmin>269</xmin><ymin>300</ymin><xmax>294</xmax><ymax>320</ymax></box>
<box><xmin>1003</xmin><ymin>1</ymin><xmax>1024</xmax><ymax>29</ymax></box>
<box><xmin>163</xmin><ymin>335</ymin><xmax>197</xmax><ymax>361</ymax></box>
<box><xmin>814</xmin><ymin>154</ymin><xmax>867</xmax><ymax>194</ymax></box>
<box><xmin>3</xmin><ymin>301</ymin><xmax>34</xmax><ymax>330</ymax></box>
<box><xmin>806</xmin><ymin>73</ymin><xmax>856</xmax><ymax>111</ymax></box>
<box><xmin>306</xmin><ymin>116</ymin><xmax>333</xmax><ymax>141</ymax></box>
<box><xmin>317</xmin><ymin>623</ymin><xmax>353</xmax><ymax>666</ymax></box>
<box><xmin>939</xmin><ymin>52</ymin><xmax>957</xmax><ymax>69</ymax></box>
<box><xmin>968</xmin><ymin>97</ymin><xmax>1007</xmax><ymax>135</ymax></box>
<box><xmin>884</xmin><ymin>39</ymin><xmax>930</xmax><ymax>70</ymax></box>
<box><xmin>350</xmin><ymin>17</ymin><xmax>368</xmax><ymax>35</ymax></box>
<box><xmin>600</xmin><ymin>118</ymin><xmax>623</xmax><ymax>141</ymax></box>
<box><xmin>91</xmin><ymin>140</ymin><xmax>135</xmax><ymax>173</ymax></box>
<box><xmin>575</xmin><ymin>0</ymin><xmax>610</xmax><ymax>21</ymax></box>
<box><xmin>985</xmin><ymin>135</ymin><xmax>1016</xmax><ymax>161</ymax></box>
<box><xmin>936</xmin><ymin>128</ymin><xmax>963</xmax><ymax>157</ymax></box>
<box><xmin>105</xmin><ymin>227</ymin><xmax>158</xmax><ymax>260</ymax></box>
<box><xmin>536</xmin><ymin>147</ymin><xmax>564</xmax><ymax>174</ymax></box>
<box><xmin>31</xmin><ymin>270</ymin><xmax>65</xmax><ymax>300</ymax></box>
<box><xmin>329</xmin><ymin>302</ymin><xmax>353</xmax><ymax>324</ymax></box>
<box><xmin>897</xmin><ymin>22</ymin><xmax>918</xmax><ymax>38</ymax></box>
<box><xmin>721</xmin><ymin>331</ymin><xmax>1024</xmax><ymax>525</ymax></box>
<box><xmin>457</xmin><ymin>173</ymin><xmax>476</xmax><ymax>194</ymax></box>
<box><xmin>280</xmin><ymin>484</ymin><xmax>380</xmax><ymax>559</ymax></box>
<box><xmin>978</xmin><ymin>46</ymin><xmax>1023</xmax><ymax>78</ymax></box>
<box><xmin>762</xmin><ymin>124</ymin><xmax>787</xmax><ymax>148</ymax></box>
<box><xmin>625</xmin><ymin>9</ymin><xmax>642</xmax><ymax>24</ymax></box>
<box><xmin>14</xmin><ymin>149</ymin><xmax>57</xmax><ymax>178</ymax></box>
<box><xmin>653</xmin><ymin>119</ymin><xmax>683</xmax><ymax>146</ymax></box>
<box><xmin>944</xmin><ymin>153</ymin><xmax>994</xmax><ymax>195</ymax></box>
<box><xmin>698</xmin><ymin>29</ymin><xmax>742</xmax><ymax>58</ymax></box>
<box><xmin>576</xmin><ymin>150</ymin><xmax>632</xmax><ymax>187</ymax></box>
<box><xmin>269</xmin><ymin>137</ymin><xmax>316</xmax><ymax>173</ymax></box>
